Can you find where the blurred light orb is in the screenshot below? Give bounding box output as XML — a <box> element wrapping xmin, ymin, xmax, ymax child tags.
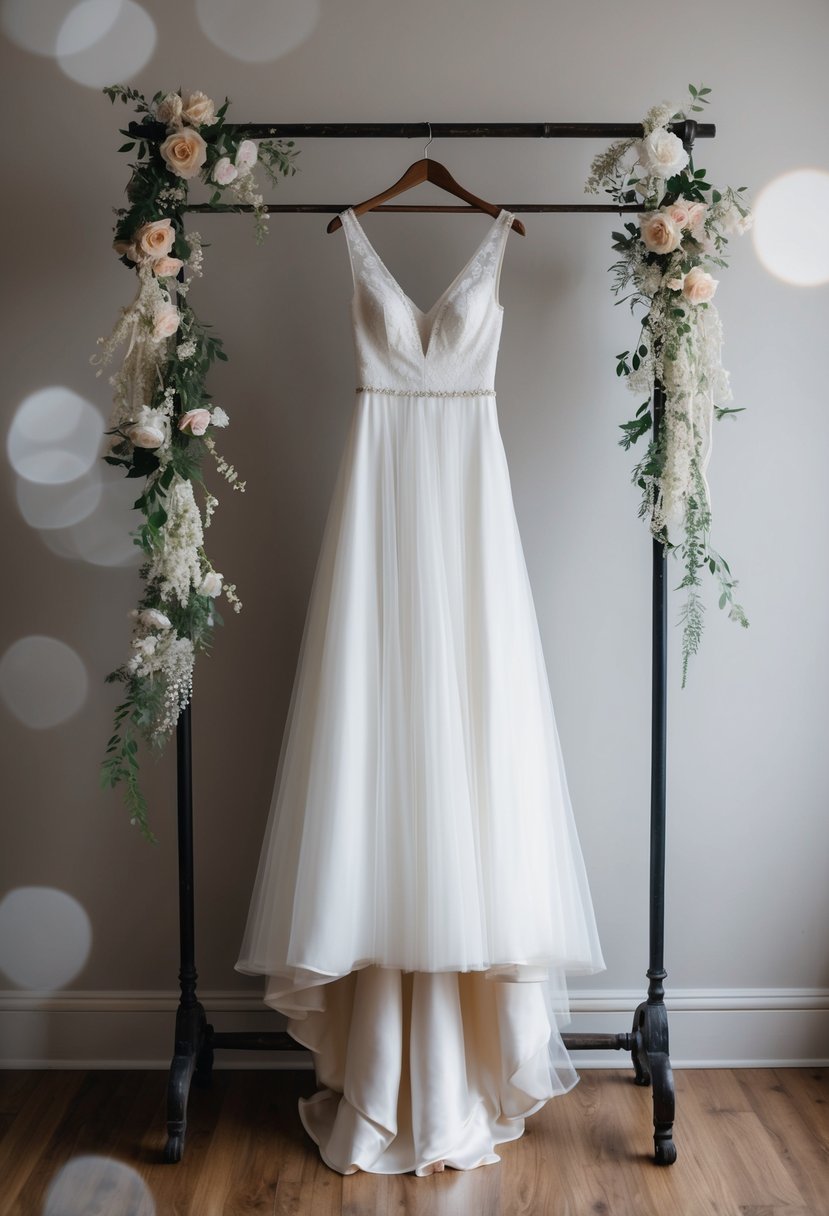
<box><xmin>196</xmin><ymin>0</ymin><xmax>320</xmax><ymax>62</ymax></box>
<box><xmin>7</xmin><ymin>387</ymin><xmax>103</xmax><ymax>486</ymax></box>
<box><xmin>752</xmin><ymin>168</ymin><xmax>829</xmax><ymax>286</ymax></box>
<box><xmin>16</xmin><ymin>467</ymin><xmax>103</xmax><ymax>531</ymax></box>
<box><xmin>0</xmin><ymin>636</ymin><xmax>88</xmax><ymax>729</ymax></box>
<box><xmin>43</xmin><ymin>1155</ymin><xmax>155</xmax><ymax>1216</ymax></box>
<box><xmin>57</xmin><ymin>0</ymin><xmax>156</xmax><ymax>86</ymax></box>
<box><xmin>0</xmin><ymin>0</ymin><xmax>118</xmax><ymax>56</ymax></box>
<box><xmin>0</xmin><ymin>888</ymin><xmax>92</xmax><ymax>990</ymax></box>
<box><xmin>40</xmin><ymin>475</ymin><xmax>142</xmax><ymax>567</ymax></box>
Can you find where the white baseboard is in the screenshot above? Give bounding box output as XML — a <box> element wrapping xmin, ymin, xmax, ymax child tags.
<box><xmin>1</xmin><ymin>987</ymin><xmax>827</xmax><ymax>1070</ymax></box>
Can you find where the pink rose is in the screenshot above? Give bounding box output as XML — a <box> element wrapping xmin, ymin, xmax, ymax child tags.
<box><xmin>134</xmin><ymin>218</ymin><xmax>175</xmax><ymax>261</ymax></box>
<box><xmin>665</xmin><ymin>202</ymin><xmax>691</xmax><ymax>229</ymax></box>
<box><xmin>681</xmin><ymin>266</ymin><xmax>719</xmax><ymax>304</ymax></box>
<box><xmin>639</xmin><ymin>211</ymin><xmax>682</xmax><ymax>255</ymax></box>
<box><xmin>212</xmin><ymin>157</ymin><xmax>238</xmax><ymax>185</ymax></box>
<box><xmin>178</xmin><ymin>408</ymin><xmax>211</xmax><ymax>436</ymax></box>
<box><xmin>153</xmin><ymin>303</ymin><xmax>180</xmax><ymax>339</ymax></box>
<box><xmin>153</xmin><ymin>256</ymin><xmax>184</xmax><ymax>278</ymax></box>
<box><xmin>128</xmin><ymin>422</ymin><xmax>165</xmax><ymax>449</ymax></box>
<box><xmin>160</xmin><ymin>127</ymin><xmax>207</xmax><ymax>179</ymax></box>
<box><xmin>686</xmin><ymin>202</ymin><xmax>708</xmax><ymax>235</ymax></box>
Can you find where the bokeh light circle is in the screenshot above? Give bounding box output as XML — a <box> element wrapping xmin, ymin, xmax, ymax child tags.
<box><xmin>752</xmin><ymin>168</ymin><xmax>829</xmax><ymax>287</ymax></box>
<box><xmin>0</xmin><ymin>0</ymin><xmax>118</xmax><ymax>56</ymax></box>
<box><xmin>57</xmin><ymin>0</ymin><xmax>156</xmax><ymax>87</ymax></box>
<box><xmin>16</xmin><ymin>467</ymin><xmax>103</xmax><ymax>530</ymax></box>
<box><xmin>196</xmin><ymin>0</ymin><xmax>320</xmax><ymax>62</ymax></box>
<box><xmin>43</xmin><ymin>1155</ymin><xmax>155</xmax><ymax>1216</ymax></box>
<box><xmin>0</xmin><ymin>888</ymin><xmax>93</xmax><ymax>990</ymax></box>
<box><xmin>0</xmin><ymin>636</ymin><xmax>88</xmax><ymax>728</ymax></box>
<box><xmin>7</xmin><ymin>387</ymin><xmax>103</xmax><ymax>485</ymax></box>
<box><xmin>39</xmin><ymin>475</ymin><xmax>142</xmax><ymax>566</ymax></box>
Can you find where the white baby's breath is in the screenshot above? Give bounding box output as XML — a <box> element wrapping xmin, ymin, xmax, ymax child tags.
<box><xmin>587</xmin><ymin>84</ymin><xmax>751</xmax><ymax>683</ymax></box>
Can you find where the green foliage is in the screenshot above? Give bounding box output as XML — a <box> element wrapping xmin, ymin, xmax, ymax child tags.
<box><xmin>618</xmin><ymin>404</ymin><xmax>652</xmax><ymax>450</ymax></box>
<box><xmin>590</xmin><ymin>85</ymin><xmax>750</xmax><ymax>684</ymax></box>
<box><xmin>100</xmin><ymin>83</ymin><xmax>300</xmax><ymax>837</ymax></box>
<box><xmin>100</xmin><ymin>694</ymin><xmax>158</xmax><ymax>844</ymax></box>
<box><xmin>687</xmin><ymin>83</ymin><xmax>712</xmax><ymax>113</ymax></box>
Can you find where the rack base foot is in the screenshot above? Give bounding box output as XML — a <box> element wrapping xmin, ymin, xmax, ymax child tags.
<box><xmin>631</xmin><ymin>997</ymin><xmax>677</xmax><ymax>1164</ymax></box>
<box><xmin>163</xmin><ymin>1000</ymin><xmax>213</xmax><ymax>1163</ymax></box>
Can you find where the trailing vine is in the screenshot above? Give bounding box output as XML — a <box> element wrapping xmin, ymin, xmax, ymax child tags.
<box><xmin>586</xmin><ymin>84</ymin><xmax>750</xmax><ymax>683</ymax></box>
<box><xmin>95</xmin><ymin>86</ymin><xmax>299</xmax><ymax>841</ymax></box>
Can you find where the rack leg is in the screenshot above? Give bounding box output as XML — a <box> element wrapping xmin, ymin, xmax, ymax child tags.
<box><xmin>629</xmin><ymin>384</ymin><xmax>676</xmax><ymax>1165</ymax></box>
<box><xmin>164</xmin><ymin>702</ymin><xmax>213</xmax><ymax>1164</ymax></box>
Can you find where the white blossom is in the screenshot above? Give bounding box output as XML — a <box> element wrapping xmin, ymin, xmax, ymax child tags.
<box><xmin>147</xmin><ymin>476</ymin><xmax>204</xmax><ymax>607</ymax></box>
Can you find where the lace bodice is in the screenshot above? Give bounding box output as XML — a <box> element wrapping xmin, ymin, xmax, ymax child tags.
<box><xmin>340</xmin><ymin>207</ymin><xmax>515</xmax><ymax>395</ymax></box>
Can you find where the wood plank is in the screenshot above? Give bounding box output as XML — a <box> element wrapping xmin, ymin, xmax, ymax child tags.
<box><xmin>2</xmin><ymin>1067</ymin><xmax>827</xmax><ymax>1216</ymax></box>
<box><xmin>0</xmin><ymin>1072</ymin><xmax>84</xmax><ymax>1213</ymax></box>
<box><xmin>732</xmin><ymin>1067</ymin><xmax>829</xmax><ymax>1215</ymax></box>
<box><xmin>677</xmin><ymin>1068</ymin><xmax>807</xmax><ymax>1214</ymax></box>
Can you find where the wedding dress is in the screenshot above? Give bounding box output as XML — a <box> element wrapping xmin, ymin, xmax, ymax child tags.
<box><xmin>235</xmin><ymin>207</ymin><xmax>606</xmax><ymax>1175</ymax></box>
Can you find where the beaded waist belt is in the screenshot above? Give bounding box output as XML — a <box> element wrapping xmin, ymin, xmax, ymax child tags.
<box><xmin>356</xmin><ymin>385</ymin><xmax>496</xmax><ymax>397</ymax></box>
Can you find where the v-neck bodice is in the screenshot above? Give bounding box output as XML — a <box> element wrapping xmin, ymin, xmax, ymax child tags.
<box><xmin>340</xmin><ymin>207</ymin><xmax>515</xmax><ymax>395</ymax></box>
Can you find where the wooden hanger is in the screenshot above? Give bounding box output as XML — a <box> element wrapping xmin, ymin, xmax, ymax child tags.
<box><xmin>326</xmin><ymin>129</ymin><xmax>526</xmax><ymax>235</ymax></box>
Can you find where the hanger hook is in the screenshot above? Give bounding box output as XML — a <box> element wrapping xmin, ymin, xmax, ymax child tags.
<box><xmin>423</xmin><ymin>121</ymin><xmax>433</xmax><ymax>159</ymax></box>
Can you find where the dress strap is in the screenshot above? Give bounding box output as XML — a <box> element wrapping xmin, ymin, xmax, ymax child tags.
<box><xmin>339</xmin><ymin>208</ymin><xmax>366</xmax><ymax>291</ymax></box>
<box><xmin>492</xmin><ymin>210</ymin><xmax>515</xmax><ymax>306</ymax></box>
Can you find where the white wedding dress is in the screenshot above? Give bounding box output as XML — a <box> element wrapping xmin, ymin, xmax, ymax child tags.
<box><xmin>235</xmin><ymin>207</ymin><xmax>606</xmax><ymax>1175</ymax></box>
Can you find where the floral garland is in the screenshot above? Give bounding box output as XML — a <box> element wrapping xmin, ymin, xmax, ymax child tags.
<box><xmin>94</xmin><ymin>86</ymin><xmax>299</xmax><ymax>842</ymax></box>
<box><xmin>586</xmin><ymin>85</ymin><xmax>751</xmax><ymax>683</ymax></box>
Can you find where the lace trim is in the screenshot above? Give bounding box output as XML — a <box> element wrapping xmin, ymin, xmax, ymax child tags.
<box><xmin>356</xmin><ymin>386</ymin><xmax>496</xmax><ymax>397</ymax></box>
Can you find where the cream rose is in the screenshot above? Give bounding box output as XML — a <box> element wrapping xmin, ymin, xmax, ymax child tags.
<box><xmin>665</xmin><ymin>202</ymin><xmax>691</xmax><ymax>229</ymax></box>
<box><xmin>139</xmin><ymin>608</ymin><xmax>172</xmax><ymax>630</ymax></box>
<box><xmin>181</xmin><ymin>90</ymin><xmax>215</xmax><ymax>128</ymax></box>
<box><xmin>153</xmin><ymin>256</ymin><xmax>184</xmax><ymax>278</ymax></box>
<box><xmin>199</xmin><ymin>571</ymin><xmax>223</xmax><ymax>597</ymax></box>
<box><xmin>178</xmin><ymin>408</ymin><xmax>212</xmax><ymax>436</ymax></box>
<box><xmin>212</xmin><ymin>157</ymin><xmax>238</xmax><ymax>185</ymax></box>
<box><xmin>681</xmin><ymin>266</ymin><xmax>719</xmax><ymax>304</ymax></box>
<box><xmin>639</xmin><ymin>211</ymin><xmax>682</xmax><ymax>255</ymax></box>
<box><xmin>153</xmin><ymin>303</ymin><xmax>180</xmax><ymax>339</ymax></box>
<box><xmin>128</xmin><ymin>420</ymin><xmax>165</xmax><ymax>449</ymax></box>
<box><xmin>157</xmin><ymin>92</ymin><xmax>183</xmax><ymax>128</ymax></box>
<box><xmin>639</xmin><ymin>129</ymin><xmax>689</xmax><ymax>179</ymax></box>
<box><xmin>134</xmin><ymin>218</ymin><xmax>175</xmax><ymax>261</ymax></box>
<box><xmin>160</xmin><ymin>127</ymin><xmax>207</xmax><ymax>179</ymax></box>
<box><xmin>235</xmin><ymin>139</ymin><xmax>258</xmax><ymax>171</ymax></box>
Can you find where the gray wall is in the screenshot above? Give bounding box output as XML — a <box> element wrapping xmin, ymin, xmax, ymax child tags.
<box><xmin>1</xmin><ymin>0</ymin><xmax>828</xmax><ymax>1067</ymax></box>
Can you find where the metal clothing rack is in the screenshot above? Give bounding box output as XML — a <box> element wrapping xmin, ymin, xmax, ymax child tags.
<box><xmin>157</xmin><ymin>119</ymin><xmax>713</xmax><ymax>1167</ymax></box>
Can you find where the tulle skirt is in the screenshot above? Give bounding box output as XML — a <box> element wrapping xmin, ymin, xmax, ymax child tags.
<box><xmin>235</xmin><ymin>389</ymin><xmax>606</xmax><ymax>1174</ymax></box>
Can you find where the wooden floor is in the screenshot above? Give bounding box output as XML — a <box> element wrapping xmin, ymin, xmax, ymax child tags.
<box><xmin>0</xmin><ymin>1067</ymin><xmax>826</xmax><ymax>1215</ymax></box>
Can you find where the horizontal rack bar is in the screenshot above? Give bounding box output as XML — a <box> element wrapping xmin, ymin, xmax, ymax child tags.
<box><xmin>207</xmin><ymin>1029</ymin><xmax>635</xmax><ymax>1053</ymax></box>
<box><xmin>128</xmin><ymin>120</ymin><xmax>715</xmax><ymax>142</ymax></box>
<box><xmin>182</xmin><ymin>203</ymin><xmax>645</xmax><ymax>214</ymax></box>
<box><xmin>209</xmin><ymin>121</ymin><xmax>715</xmax><ymax>140</ymax></box>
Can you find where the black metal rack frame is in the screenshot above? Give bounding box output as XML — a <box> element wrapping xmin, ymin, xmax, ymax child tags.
<box><xmin>160</xmin><ymin>118</ymin><xmax>713</xmax><ymax>1166</ymax></box>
